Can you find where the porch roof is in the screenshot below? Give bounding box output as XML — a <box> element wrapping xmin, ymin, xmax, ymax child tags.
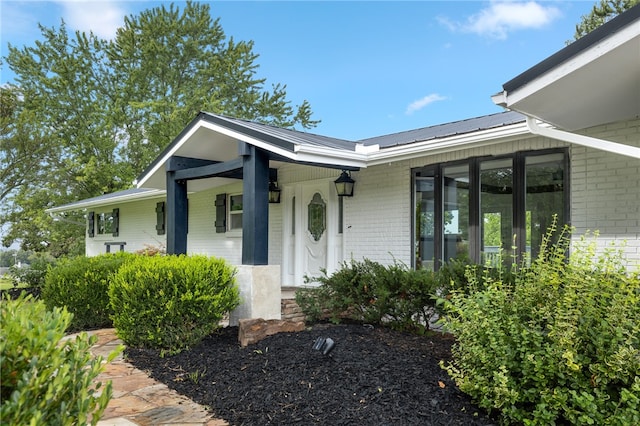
<box><xmin>135</xmin><ymin>112</ymin><xmax>367</xmax><ymax>190</ymax></box>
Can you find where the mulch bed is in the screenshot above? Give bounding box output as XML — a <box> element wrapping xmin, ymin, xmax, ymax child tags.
<box><xmin>126</xmin><ymin>322</ymin><xmax>497</xmax><ymax>425</ymax></box>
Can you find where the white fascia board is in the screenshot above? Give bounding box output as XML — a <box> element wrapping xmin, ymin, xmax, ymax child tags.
<box><xmin>46</xmin><ymin>189</ymin><xmax>167</xmax><ymax>213</ymax></box>
<box><xmin>365</xmin><ymin>122</ymin><xmax>531</xmax><ymax>166</ymax></box>
<box><xmin>136</xmin><ymin>123</ymin><xmax>203</xmax><ymax>188</ymax></box>
<box><xmin>294</xmin><ymin>144</ymin><xmax>368</xmax><ymax>168</ymax></box>
<box><xmin>136</xmin><ymin>119</ymin><xmax>300</xmax><ymax>188</ymax></box>
<box><xmin>505</xmin><ymin>23</ymin><xmax>640</xmax><ymax>107</ymax></box>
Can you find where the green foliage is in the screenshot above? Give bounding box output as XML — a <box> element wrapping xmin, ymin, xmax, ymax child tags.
<box><xmin>2</xmin><ymin>1</ymin><xmax>318</xmax><ymax>255</ymax></box>
<box><xmin>42</xmin><ymin>253</ymin><xmax>135</xmax><ymax>331</ymax></box>
<box><xmin>440</xmin><ymin>227</ymin><xmax>640</xmax><ymax>424</ymax></box>
<box><xmin>297</xmin><ymin>259</ymin><xmax>440</xmax><ymax>332</ymax></box>
<box><xmin>9</xmin><ymin>252</ymin><xmax>58</xmax><ymax>288</ymax></box>
<box><xmin>573</xmin><ymin>0</ymin><xmax>638</xmax><ymax>41</ymax></box>
<box><xmin>0</xmin><ymin>294</ymin><xmax>121</xmax><ymax>425</ymax></box>
<box><xmin>109</xmin><ymin>255</ymin><xmax>240</xmax><ymax>354</ymax></box>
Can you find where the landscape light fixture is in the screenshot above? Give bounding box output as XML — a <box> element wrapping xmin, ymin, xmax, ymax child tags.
<box><xmin>334</xmin><ymin>170</ymin><xmax>355</xmax><ymax>197</ymax></box>
<box><xmin>312</xmin><ymin>336</ymin><xmax>336</xmax><ymax>356</ymax></box>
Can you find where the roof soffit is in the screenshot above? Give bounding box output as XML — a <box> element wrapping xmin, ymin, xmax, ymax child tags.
<box><xmin>494</xmin><ymin>7</ymin><xmax>640</xmax><ymax>131</ymax></box>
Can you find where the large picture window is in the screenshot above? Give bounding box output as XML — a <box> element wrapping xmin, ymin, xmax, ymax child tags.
<box><xmin>413</xmin><ymin>149</ymin><xmax>568</xmax><ymax>269</ymax></box>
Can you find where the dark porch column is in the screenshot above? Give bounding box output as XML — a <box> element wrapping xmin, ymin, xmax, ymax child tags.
<box><xmin>241</xmin><ymin>144</ymin><xmax>269</xmax><ymax>265</ymax></box>
<box><xmin>166</xmin><ymin>169</ymin><xmax>188</xmax><ymax>255</ymax></box>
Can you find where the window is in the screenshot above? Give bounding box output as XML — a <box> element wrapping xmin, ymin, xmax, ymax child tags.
<box><xmin>228</xmin><ymin>194</ymin><xmax>243</xmax><ymax>231</ymax></box>
<box><xmin>413</xmin><ymin>149</ymin><xmax>568</xmax><ymax>269</ymax></box>
<box><xmin>308</xmin><ymin>192</ymin><xmax>326</xmax><ymax>241</ymax></box>
<box><xmin>94</xmin><ymin>208</ymin><xmax>119</xmax><ymax>237</ymax></box>
<box><xmin>97</xmin><ymin>212</ymin><xmax>114</xmax><ymax>235</ymax></box>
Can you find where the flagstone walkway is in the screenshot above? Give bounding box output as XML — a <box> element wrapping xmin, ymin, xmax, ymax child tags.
<box><xmin>84</xmin><ymin>329</ymin><xmax>228</xmax><ymax>426</ymax></box>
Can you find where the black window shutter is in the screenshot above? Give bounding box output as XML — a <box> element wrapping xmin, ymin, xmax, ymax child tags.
<box><xmin>215</xmin><ymin>193</ymin><xmax>227</xmax><ymax>233</ymax></box>
<box><xmin>156</xmin><ymin>202</ymin><xmax>166</xmax><ymax>235</ymax></box>
<box><xmin>112</xmin><ymin>208</ymin><xmax>119</xmax><ymax>237</ymax></box>
<box><xmin>88</xmin><ymin>211</ymin><xmax>95</xmax><ymax>238</ymax></box>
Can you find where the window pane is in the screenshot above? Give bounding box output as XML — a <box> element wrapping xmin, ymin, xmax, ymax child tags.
<box><xmin>415</xmin><ymin>176</ymin><xmax>435</xmax><ymax>269</ymax></box>
<box><xmin>307</xmin><ymin>192</ymin><xmax>326</xmax><ymax>241</ymax></box>
<box><xmin>480</xmin><ymin>158</ymin><xmax>513</xmax><ymax>265</ymax></box>
<box><xmin>443</xmin><ymin>164</ymin><xmax>469</xmax><ymax>262</ymax></box>
<box><xmin>97</xmin><ymin>212</ymin><xmax>113</xmax><ymax>235</ymax></box>
<box><xmin>526</xmin><ymin>153</ymin><xmax>565</xmax><ymax>261</ymax></box>
<box><xmin>229</xmin><ymin>194</ymin><xmax>243</xmax><ymax>230</ymax></box>
<box><xmin>230</xmin><ymin>195</ymin><xmax>243</xmax><ymax>211</ymax></box>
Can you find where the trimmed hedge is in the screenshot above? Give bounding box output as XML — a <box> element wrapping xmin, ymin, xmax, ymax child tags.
<box><xmin>109</xmin><ymin>255</ymin><xmax>240</xmax><ymax>354</ymax></box>
<box><xmin>42</xmin><ymin>253</ymin><xmax>135</xmax><ymax>331</ymax></box>
<box><xmin>440</xmin><ymin>228</ymin><xmax>640</xmax><ymax>424</ymax></box>
<box><xmin>0</xmin><ymin>294</ymin><xmax>120</xmax><ymax>425</ymax></box>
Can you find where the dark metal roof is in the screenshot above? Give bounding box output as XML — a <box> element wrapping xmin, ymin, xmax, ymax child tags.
<box><xmin>358</xmin><ymin>111</ymin><xmax>525</xmax><ymax>148</ymax></box>
<box><xmin>201</xmin><ymin>113</ymin><xmax>359</xmax><ymax>151</ymax></box>
<box><xmin>503</xmin><ymin>3</ymin><xmax>640</xmax><ymax>93</ymax></box>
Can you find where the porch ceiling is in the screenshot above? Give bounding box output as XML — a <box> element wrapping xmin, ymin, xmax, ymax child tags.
<box><xmin>140</xmin><ymin>126</ymin><xmax>242</xmax><ymax>190</ymax></box>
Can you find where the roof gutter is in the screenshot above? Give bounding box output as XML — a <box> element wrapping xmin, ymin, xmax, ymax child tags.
<box><xmin>526</xmin><ymin>117</ymin><xmax>640</xmax><ymax>159</ymax></box>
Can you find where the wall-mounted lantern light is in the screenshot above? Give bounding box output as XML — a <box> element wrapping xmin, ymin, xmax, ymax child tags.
<box><xmin>268</xmin><ymin>181</ymin><xmax>281</xmax><ymax>203</ymax></box>
<box><xmin>334</xmin><ymin>170</ymin><xmax>355</xmax><ymax>197</ymax></box>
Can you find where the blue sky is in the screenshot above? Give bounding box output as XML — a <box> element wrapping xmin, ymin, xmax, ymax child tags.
<box><xmin>1</xmin><ymin>1</ymin><xmax>595</xmax><ymax>141</ymax></box>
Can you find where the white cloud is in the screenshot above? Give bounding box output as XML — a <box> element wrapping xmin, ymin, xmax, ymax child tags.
<box><xmin>440</xmin><ymin>1</ymin><xmax>561</xmax><ymax>40</ymax></box>
<box><xmin>405</xmin><ymin>94</ymin><xmax>447</xmax><ymax>115</ymax></box>
<box><xmin>56</xmin><ymin>0</ymin><xmax>126</xmax><ymax>40</ymax></box>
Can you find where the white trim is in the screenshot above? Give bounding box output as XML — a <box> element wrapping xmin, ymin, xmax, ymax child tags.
<box><xmin>45</xmin><ymin>189</ymin><xmax>166</xmax><ymax>213</ymax></box>
<box><xmin>526</xmin><ymin>117</ymin><xmax>640</xmax><ymax>159</ymax></box>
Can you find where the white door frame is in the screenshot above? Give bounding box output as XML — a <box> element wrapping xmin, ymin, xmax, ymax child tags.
<box><xmin>281</xmin><ymin>178</ymin><xmax>343</xmax><ymax>287</ymax></box>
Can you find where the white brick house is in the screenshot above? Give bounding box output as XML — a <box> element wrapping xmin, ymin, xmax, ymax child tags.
<box><xmin>48</xmin><ymin>6</ymin><xmax>640</xmax><ymax>321</ymax></box>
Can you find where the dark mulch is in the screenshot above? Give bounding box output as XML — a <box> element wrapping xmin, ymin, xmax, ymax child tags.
<box><xmin>1</xmin><ymin>286</ymin><xmax>41</xmax><ymax>300</ymax></box>
<box><xmin>125</xmin><ymin>323</ymin><xmax>496</xmax><ymax>425</ymax></box>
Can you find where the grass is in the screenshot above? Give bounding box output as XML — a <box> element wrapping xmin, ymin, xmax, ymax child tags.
<box><xmin>0</xmin><ymin>275</ymin><xmax>27</xmax><ymax>290</ymax></box>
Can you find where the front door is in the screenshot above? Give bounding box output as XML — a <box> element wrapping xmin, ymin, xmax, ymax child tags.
<box><xmin>282</xmin><ymin>179</ymin><xmax>343</xmax><ymax>286</ymax></box>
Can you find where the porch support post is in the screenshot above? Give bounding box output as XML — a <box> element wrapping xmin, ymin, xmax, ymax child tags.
<box><xmin>241</xmin><ymin>143</ymin><xmax>269</xmax><ymax>265</ymax></box>
<box><xmin>166</xmin><ymin>163</ymin><xmax>189</xmax><ymax>255</ymax></box>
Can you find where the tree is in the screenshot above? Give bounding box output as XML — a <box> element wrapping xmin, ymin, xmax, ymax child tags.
<box><xmin>572</xmin><ymin>0</ymin><xmax>639</xmax><ymax>40</ymax></box>
<box><xmin>1</xmin><ymin>1</ymin><xmax>318</xmax><ymax>255</ymax></box>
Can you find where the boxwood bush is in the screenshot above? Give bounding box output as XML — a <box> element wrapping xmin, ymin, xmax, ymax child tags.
<box><xmin>42</xmin><ymin>253</ymin><xmax>135</xmax><ymax>331</ymax></box>
<box><xmin>109</xmin><ymin>255</ymin><xmax>240</xmax><ymax>354</ymax></box>
<box><xmin>440</xmin><ymin>228</ymin><xmax>640</xmax><ymax>425</ymax></box>
<box><xmin>297</xmin><ymin>258</ymin><xmax>440</xmax><ymax>332</ymax></box>
<box><xmin>1</xmin><ymin>294</ymin><xmax>120</xmax><ymax>425</ymax></box>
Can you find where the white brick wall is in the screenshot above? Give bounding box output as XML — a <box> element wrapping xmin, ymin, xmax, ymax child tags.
<box><xmin>86</xmin><ymin>118</ymin><xmax>639</xmax><ymax>272</ymax></box>
<box><xmin>569</xmin><ymin>119</ymin><xmax>640</xmax><ymax>267</ymax></box>
<box><xmin>86</xmin><ymin>198</ymin><xmax>166</xmax><ymax>256</ymax></box>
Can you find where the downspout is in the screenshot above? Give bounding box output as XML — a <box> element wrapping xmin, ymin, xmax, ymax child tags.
<box><xmin>526</xmin><ymin>116</ymin><xmax>640</xmax><ymax>159</ymax></box>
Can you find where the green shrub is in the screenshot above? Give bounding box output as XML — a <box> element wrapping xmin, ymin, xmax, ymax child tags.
<box><xmin>297</xmin><ymin>258</ymin><xmax>440</xmax><ymax>332</ymax></box>
<box><xmin>109</xmin><ymin>254</ymin><xmax>240</xmax><ymax>354</ymax></box>
<box><xmin>440</xmin><ymin>227</ymin><xmax>640</xmax><ymax>424</ymax></box>
<box><xmin>0</xmin><ymin>294</ymin><xmax>121</xmax><ymax>425</ymax></box>
<box><xmin>42</xmin><ymin>252</ymin><xmax>135</xmax><ymax>331</ymax></box>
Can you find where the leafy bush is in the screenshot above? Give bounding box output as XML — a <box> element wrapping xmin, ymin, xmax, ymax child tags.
<box><xmin>9</xmin><ymin>252</ymin><xmax>58</xmax><ymax>288</ymax></box>
<box><xmin>42</xmin><ymin>252</ymin><xmax>135</xmax><ymax>331</ymax></box>
<box><xmin>0</xmin><ymin>294</ymin><xmax>121</xmax><ymax>425</ymax></box>
<box><xmin>297</xmin><ymin>259</ymin><xmax>440</xmax><ymax>332</ymax></box>
<box><xmin>440</xmin><ymin>227</ymin><xmax>640</xmax><ymax>425</ymax></box>
<box><xmin>109</xmin><ymin>255</ymin><xmax>240</xmax><ymax>354</ymax></box>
